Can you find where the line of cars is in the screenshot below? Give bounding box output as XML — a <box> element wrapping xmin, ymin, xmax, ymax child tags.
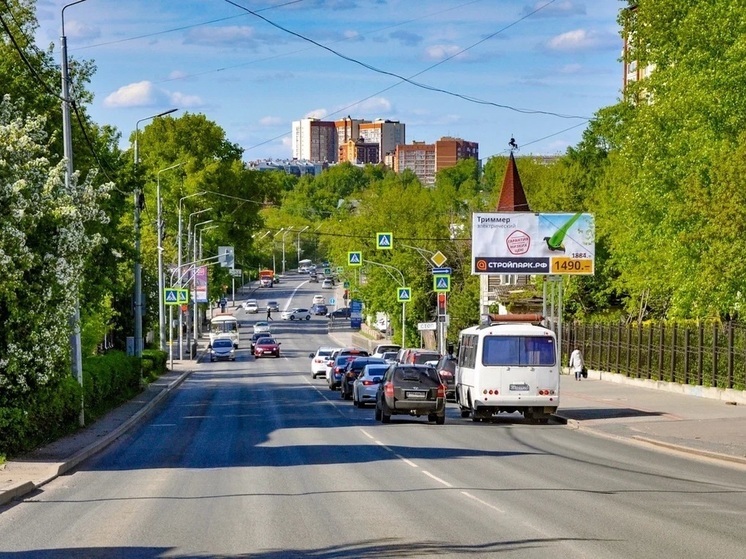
<box><xmin>308</xmin><ymin>344</ymin><xmax>450</xmax><ymax>424</ymax></box>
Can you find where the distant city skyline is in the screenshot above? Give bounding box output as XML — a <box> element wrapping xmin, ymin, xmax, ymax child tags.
<box><xmin>36</xmin><ymin>0</ymin><xmax>623</xmax><ymax>161</ymax></box>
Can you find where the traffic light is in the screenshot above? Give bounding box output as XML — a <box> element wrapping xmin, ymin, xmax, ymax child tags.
<box><xmin>437</xmin><ymin>292</ymin><xmax>447</xmax><ymax>315</ymax></box>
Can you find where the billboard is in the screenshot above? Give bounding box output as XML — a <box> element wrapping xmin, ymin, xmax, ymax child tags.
<box><xmin>194</xmin><ymin>265</ymin><xmax>209</xmax><ymax>303</ymax></box>
<box><xmin>471</xmin><ymin>212</ymin><xmax>595</xmax><ymax>275</ymax></box>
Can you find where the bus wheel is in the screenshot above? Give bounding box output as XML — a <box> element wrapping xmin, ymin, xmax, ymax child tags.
<box><xmin>460</xmin><ymin>409</ymin><xmax>470</xmax><ymax>418</ymax></box>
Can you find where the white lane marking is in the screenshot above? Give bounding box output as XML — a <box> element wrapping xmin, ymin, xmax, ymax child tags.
<box><xmin>396</xmin><ymin>455</ymin><xmax>419</xmax><ymax>468</ymax></box>
<box><xmin>422</xmin><ymin>471</ymin><xmax>453</xmax><ymax>487</ymax></box>
<box><xmin>360</xmin><ymin>429</ymin><xmax>375</xmax><ymax>440</ymax></box>
<box><xmin>461</xmin><ymin>491</ymin><xmax>505</xmax><ymax>514</ymax></box>
<box><xmin>375</xmin><ymin>440</ymin><xmax>394</xmax><ymax>453</ymax></box>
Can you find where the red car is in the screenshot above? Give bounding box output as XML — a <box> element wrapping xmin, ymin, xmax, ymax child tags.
<box><xmin>254</xmin><ymin>337</ymin><xmax>281</xmax><ymax>358</ymax></box>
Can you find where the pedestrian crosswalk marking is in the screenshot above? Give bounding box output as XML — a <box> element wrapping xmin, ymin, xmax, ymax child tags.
<box><xmin>433</xmin><ymin>275</ymin><xmax>451</xmax><ymax>292</ymax></box>
<box><xmin>348</xmin><ymin>251</ymin><xmax>362</xmax><ymax>266</ymax></box>
<box><xmin>397</xmin><ymin>287</ymin><xmax>411</xmax><ymax>302</ymax></box>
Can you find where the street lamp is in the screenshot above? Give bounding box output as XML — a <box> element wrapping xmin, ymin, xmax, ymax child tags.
<box><xmin>282</xmin><ymin>228</ymin><xmax>295</xmax><ymax>275</ymax></box>
<box><xmin>156</xmin><ymin>162</ymin><xmax>183</xmax><ymax>352</ymax></box>
<box><xmin>177</xmin><ymin>192</ymin><xmax>206</xmax><ymax>358</ymax></box>
<box><xmin>296</xmin><ymin>225</ymin><xmax>309</xmax><ymax>267</ymax></box>
<box><xmin>272</xmin><ymin>228</ymin><xmax>284</xmax><ymax>274</ymax></box>
<box><xmin>199</xmin><ymin>225</ymin><xmax>219</xmax><ymax>260</ymax></box>
<box><xmin>193</xmin><ymin>219</ymin><xmax>214</xmax><ymax>352</ymax></box>
<box><xmin>133</xmin><ymin>107</ymin><xmax>177</xmax><ymax>358</ymax></box>
<box><xmin>363</xmin><ymin>259</ymin><xmax>407</xmax><ymax>347</ymax></box>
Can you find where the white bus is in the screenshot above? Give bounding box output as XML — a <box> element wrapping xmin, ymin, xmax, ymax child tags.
<box><xmin>455</xmin><ymin>321</ymin><xmax>559</xmax><ymax>423</ymax></box>
<box><xmin>209</xmin><ymin>314</ymin><xmax>240</xmax><ymax>348</ymax></box>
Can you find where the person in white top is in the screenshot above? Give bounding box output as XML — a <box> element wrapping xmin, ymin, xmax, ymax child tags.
<box><xmin>569</xmin><ymin>347</ymin><xmax>585</xmax><ymax>381</ymax></box>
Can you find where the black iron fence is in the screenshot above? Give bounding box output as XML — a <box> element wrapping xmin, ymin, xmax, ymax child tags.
<box><xmin>562</xmin><ymin>321</ymin><xmax>746</xmax><ymax>391</ymax></box>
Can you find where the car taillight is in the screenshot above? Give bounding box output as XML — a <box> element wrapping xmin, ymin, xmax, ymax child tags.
<box><xmin>362</xmin><ymin>380</ymin><xmax>374</xmax><ymax>386</ymax></box>
<box><xmin>437</xmin><ymin>384</ymin><xmax>446</xmax><ymax>398</ymax></box>
<box><xmin>439</xmin><ymin>371</ymin><xmax>452</xmax><ymax>377</ymax></box>
<box><xmin>538</xmin><ymin>389</ymin><xmax>556</xmax><ymax>396</ymax></box>
<box><xmin>483</xmin><ymin>389</ymin><xmax>499</xmax><ymax>395</ymax></box>
<box><xmin>384</xmin><ymin>382</ymin><xmax>394</xmax><ymax>397</ymax></box>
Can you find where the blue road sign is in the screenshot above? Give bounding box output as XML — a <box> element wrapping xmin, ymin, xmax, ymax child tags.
<box><xmin>348</xmin><ymin>251</ymin><xmax>362</xmax><ymax>266</ymax></box>
<box><xmin>397</xmin><ymin>287</ymin><xmax>411</xmax><ymax>302</ymax></box>
<box><xmin>433</xmin><ymin>275</ymin><xmax>451</xmax><ymax>292</ymax></box>
<box><xmin>329</xmin><ymin>297</ymin><xmax>336</xmax><ymax>305</ymax></box>
<box><xmin>432</xmin><ymin>267</ymin><xmax>452</xmax><ymax>275</ymax></box>
<box><xmin>376</xmin><ymin>232</ymin><xmax>393</xmax><ymax>250</ymax></box>
<box><xmin>164</xmin><ymin>288</ymin><xmax>179</xmax><ymax>305</ymax></box>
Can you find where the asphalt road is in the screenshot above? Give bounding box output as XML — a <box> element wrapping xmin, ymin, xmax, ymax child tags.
<box><xmin>1</xmin><ymin>277</ymin><xmax>745</xmax><ymax>558</ymax></box>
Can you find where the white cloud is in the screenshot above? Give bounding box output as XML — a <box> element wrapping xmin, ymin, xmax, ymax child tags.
<box><xmin>168</xmin><ymin>70</ymin><xmax>189</xmax><ymax>80</ymax></box>
<box><xmin>424</xmin><ymin>44</ymin><xmax>467</xmax><ymax>61</ymax></box>
<box><xmin>260</xmin><ymin>116</ymin><xmax>283</xmax><ymax>126</ymax></box>
<box><xmin>103</xmin><ymin>81</ymin><xmax>202</xmax><ymax>109</ymax></box>
<box><xmin>64</xmin><ymin>19</ymin><xmax>101</xmax><ymax>41</ymax></box>
<box><xmin>169</xmin><ymin>91</ymin><xmax>204</xmax><ymax>107</ymax></box>
<box><xmin>104</xmin><ymin>81</ymin><xmax>164</xmax><ymax>108</ymax></box>
<box><xmin>304</xmin><ymin>108</ymin><xmax>328</xmax><ymax>119</ymax></box>
<box><xmin>342</xmin><ymin>30</ymin><xmax>364</xmax><ymax>42</ymax></box>
<box><xmin>546</xmin><ymin>29</ymin><xmax>611</xmax><ymax>52</ymax></box>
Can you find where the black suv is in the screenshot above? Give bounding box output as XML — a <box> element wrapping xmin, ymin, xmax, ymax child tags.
<box><xmin>375</xmin><ymin>364</ymin><xmax>446</xmax><ymax>424</ymax></box>
<box><xmin>249</xmin><ymin>331</ymin><xmax>272</xmax><ymax>352</ymax></box>
<box><xmin>339</xmin><ymin>357</ymin><xmax>387</xmax><ymax>400</ymax></box>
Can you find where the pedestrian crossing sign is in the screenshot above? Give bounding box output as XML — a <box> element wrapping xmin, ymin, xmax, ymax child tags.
<box><xmin>397</xmin><ymin>287</ymin><xmax>411</xmax><ymax>302</ymax></box>
<box><xmin>348</xmin><ymin>251</ymin><xmax>362</xmax><ymax>266</ymax></box>
<box><xmin>165</xmin><ymin>288</ymin><xmax>189</xmax><ymax>305</ymax></box>
<box><xmin>433</xmin><ymin>275</ymin><xmax>451</xmax><ymax>292</ymax></box>
<box><xmin>376</xmin><ymin>232</ymin><xmax>393</xmax><ymax>250</ymax></box>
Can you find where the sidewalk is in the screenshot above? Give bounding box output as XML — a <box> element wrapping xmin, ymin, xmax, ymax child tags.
<box><xmin>0</xmin><ymin>360</ymin><xmax>195</xmax><ymax>507</ymax></box>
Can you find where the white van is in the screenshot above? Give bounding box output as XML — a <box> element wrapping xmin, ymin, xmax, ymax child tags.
<box><xmin>209</xmin><ymin>314</ymin><xmax>240</xmax><ymax>348</ymax></box>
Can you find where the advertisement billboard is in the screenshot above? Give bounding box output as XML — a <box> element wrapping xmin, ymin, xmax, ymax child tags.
<box><xmin>471</xmin><ymin>212</ymin><xmax>595</xmax><ymax>275</ymax></box>
<box><xmin>194</xmin><ymin>265</ymin><xmax>208</xmax><ymax>303</ymax></box>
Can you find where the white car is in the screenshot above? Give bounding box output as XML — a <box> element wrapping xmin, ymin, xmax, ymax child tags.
<box><xmin>312</xmin><ymin>295</ymin><xmax>325</xmax><ymax>305</ymax></box>
<box><xmin>309</xmin><ymin>346</ymin><xmax>338</xmax><ymax>379</ymax></box>
<box><xmin>243</xmin><ymin>299</ymin><xmax>259</xmax><ymax>313</ymax></box>
<box><xmin>253</xmin><ymin>321</ymin><xmax>272</xmax><ymax>333</ymax></box>
<box><xmin>321</xmin><ymin>279</ymin><xmax>334</xmax><ymax>289</ymax></box>
<box><xmin>281</xmin><ymin>308</ymin><xmax>311</xmax><ymax>321</ymax></box>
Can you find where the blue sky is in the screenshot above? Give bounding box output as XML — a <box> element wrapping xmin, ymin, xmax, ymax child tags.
<box><xmin>35</xmin><ymin>0</ymin><xmax>624</xmax><ymax>162</ymax></box>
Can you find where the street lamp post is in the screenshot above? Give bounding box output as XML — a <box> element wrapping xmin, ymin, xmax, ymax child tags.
<box><xmin>133</xmin><ymin>108</ymin><xmax>177</xmax><ymax>358</ymax></box>
<box><xmin>282</xmin><ymin>228</ymin><xmax>295</xmax><ymax>275</ymax></box>
<box><xmin>177</xmin><ymin>192</ymin><xmax>206</xmax><ymax>359</ymax></box>
<box><xmin>192</xmin><ymin>219</ymin><xmax>214</xmax><ymax>358</ymax></box>
<box><xmin>363</xmin><ymin>259</ymin><xmax>407</xmax><ymax>347</ymax></box>
<box><xmin>296</xmin><ymin>225</ymin><xmax>309</xmax><ymax>267</ymax></box>
<box><xmin>272</xmin><ymin>228</ymin><xmax>284</xmax><ymax>274</ymax></box>
<box><xmin>156</xmin><ymin>163</ymin><xmax>183</xmax><ymax>352</ymax></box>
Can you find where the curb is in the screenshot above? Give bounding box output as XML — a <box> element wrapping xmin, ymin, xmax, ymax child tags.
<box><xmin>0</xmin><ymin>368</ymin><xmax>193</xmax><ymax>507</ymax></box>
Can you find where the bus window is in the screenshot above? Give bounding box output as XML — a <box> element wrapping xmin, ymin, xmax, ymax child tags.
<box><xmin>482</xmin><ymin>336</ymin><xmax>555</xmax><ymax>367</ymax></box>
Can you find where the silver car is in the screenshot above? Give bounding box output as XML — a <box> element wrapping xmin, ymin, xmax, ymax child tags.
<box><xmin>209</xmin><ymin>337</ymin><xmax>236</xmax><ymax>362</ymax></box>
<box><xmin>352</xmin><ymin>364</ymin><xmax>389</xmax><ymax>407</ymax></box>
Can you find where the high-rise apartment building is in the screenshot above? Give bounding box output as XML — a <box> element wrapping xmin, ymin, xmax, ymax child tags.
<box><xmin>339</xmin><ymin>138</ymin><xmax>380</xmax><ymax>165</ymax></box>
<box><xmin>359</xmin><ymin>119</ymin><xmax>405</xmax><ymax>161</ymax></box>
<box><xmin>394</xmin><ymin>137</ymin><xmax>478</xmax><ymax>186</ymax></box>
<box><xmin>292</xmin><ymin>118</ymin><xmax>337</xmax><ymax>162</ymax></box>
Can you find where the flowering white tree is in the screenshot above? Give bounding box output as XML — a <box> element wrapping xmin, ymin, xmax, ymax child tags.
<box><xmin>0</xmin><ymin>95</ymin><xmax>111</xmax><ymax>396</ymax></box>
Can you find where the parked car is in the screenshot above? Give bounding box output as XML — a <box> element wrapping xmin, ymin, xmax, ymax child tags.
<box><xmin>375</xmin><ymin>364</ymin><xmax>446</xmax><ymax>424</ymax></box>
<box><xmin>209</xmin><ymin>336</ymin><xmax>236</xmax><ymax>362</ymax></box>
<box><xmin>321</xmin><ymin>279</ymin><xmax>334</xmax><ymax>289</ymax></box>
<box><xmin>254</xmin><ymin>337</ymin><xmax>281</xmax><ymax>358</ymax></box>
<box><xmin>311</xmin><ymin>303</ymin><xmax>328</xmax><ymax>316</ymax></box>
<box><xmin>435</xmin><ymin>354</ymin><xmax>457</xmax><ymax>400</ymax></box>
<box><xmin>281</xmin><ymin>307</ymin><xmax>311</xmax><ymax>320</ymax></box>
<box><xmin>353</xmin><ymin>364</ymin><xmax>389</xmax><ymax>407</ymax></box>
<box><xmin>340</xmin><ymin>357</ymin><xmax>387</xmax><ymax>400</ymax></box>
<box><xmin>253</xmin><ymin>321</ymin><xmax>271</xmax><ymax>334</ymax></box>
<box><xmin>372</xmin><ymin>344</ymin><xmax>401</xmax><ymax>358</ymax></box>
<box><xmin>328</xmin><ymin>307</ymin><xmax>351</xmax><ymax>319</ymax></box>
<box><xmin>266</xmin><ymin>300</ymin><xmax>280</xmax><ymax>312</ymax></box>
<box><xmin>312</xmin><ymin>295</ymin><xmax>325</xmax><ymax>305</ymax></box>
<box><xmin>250</xmin><ymin>332</ymin><xmax>273</xmax><ymax>352</ymax></box>
<box><xmin>309</xmin><ymin>346</ymin><xmax>339</xmax><ymax>379</ymax></box>
<box><xmin>243</xmin><ymin>299</ymin><xmax>259</xmax><ymax>313</ymax></box>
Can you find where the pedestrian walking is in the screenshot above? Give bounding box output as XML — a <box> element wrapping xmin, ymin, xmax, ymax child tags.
<box><xmin>266</xmin><ymin>308</ymin><xmax>273</xmax><ymax>320</ymax></box>
<box><xmin>569</xmin><ymin>346</ymin><xmax>585</xmax><ymax>381</ymax></box>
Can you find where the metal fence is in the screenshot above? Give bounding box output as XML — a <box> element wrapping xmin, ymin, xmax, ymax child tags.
<box><xmin>562</xmin><ymin>321</ymin><xmax>746</xmax><ymax>391</ymax></box>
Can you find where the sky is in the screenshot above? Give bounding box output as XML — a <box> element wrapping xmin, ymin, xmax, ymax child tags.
<box><xmin>34</xmin><ymin>0</ymin><xmax>625</xmax><ymax>162</ymax></box>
